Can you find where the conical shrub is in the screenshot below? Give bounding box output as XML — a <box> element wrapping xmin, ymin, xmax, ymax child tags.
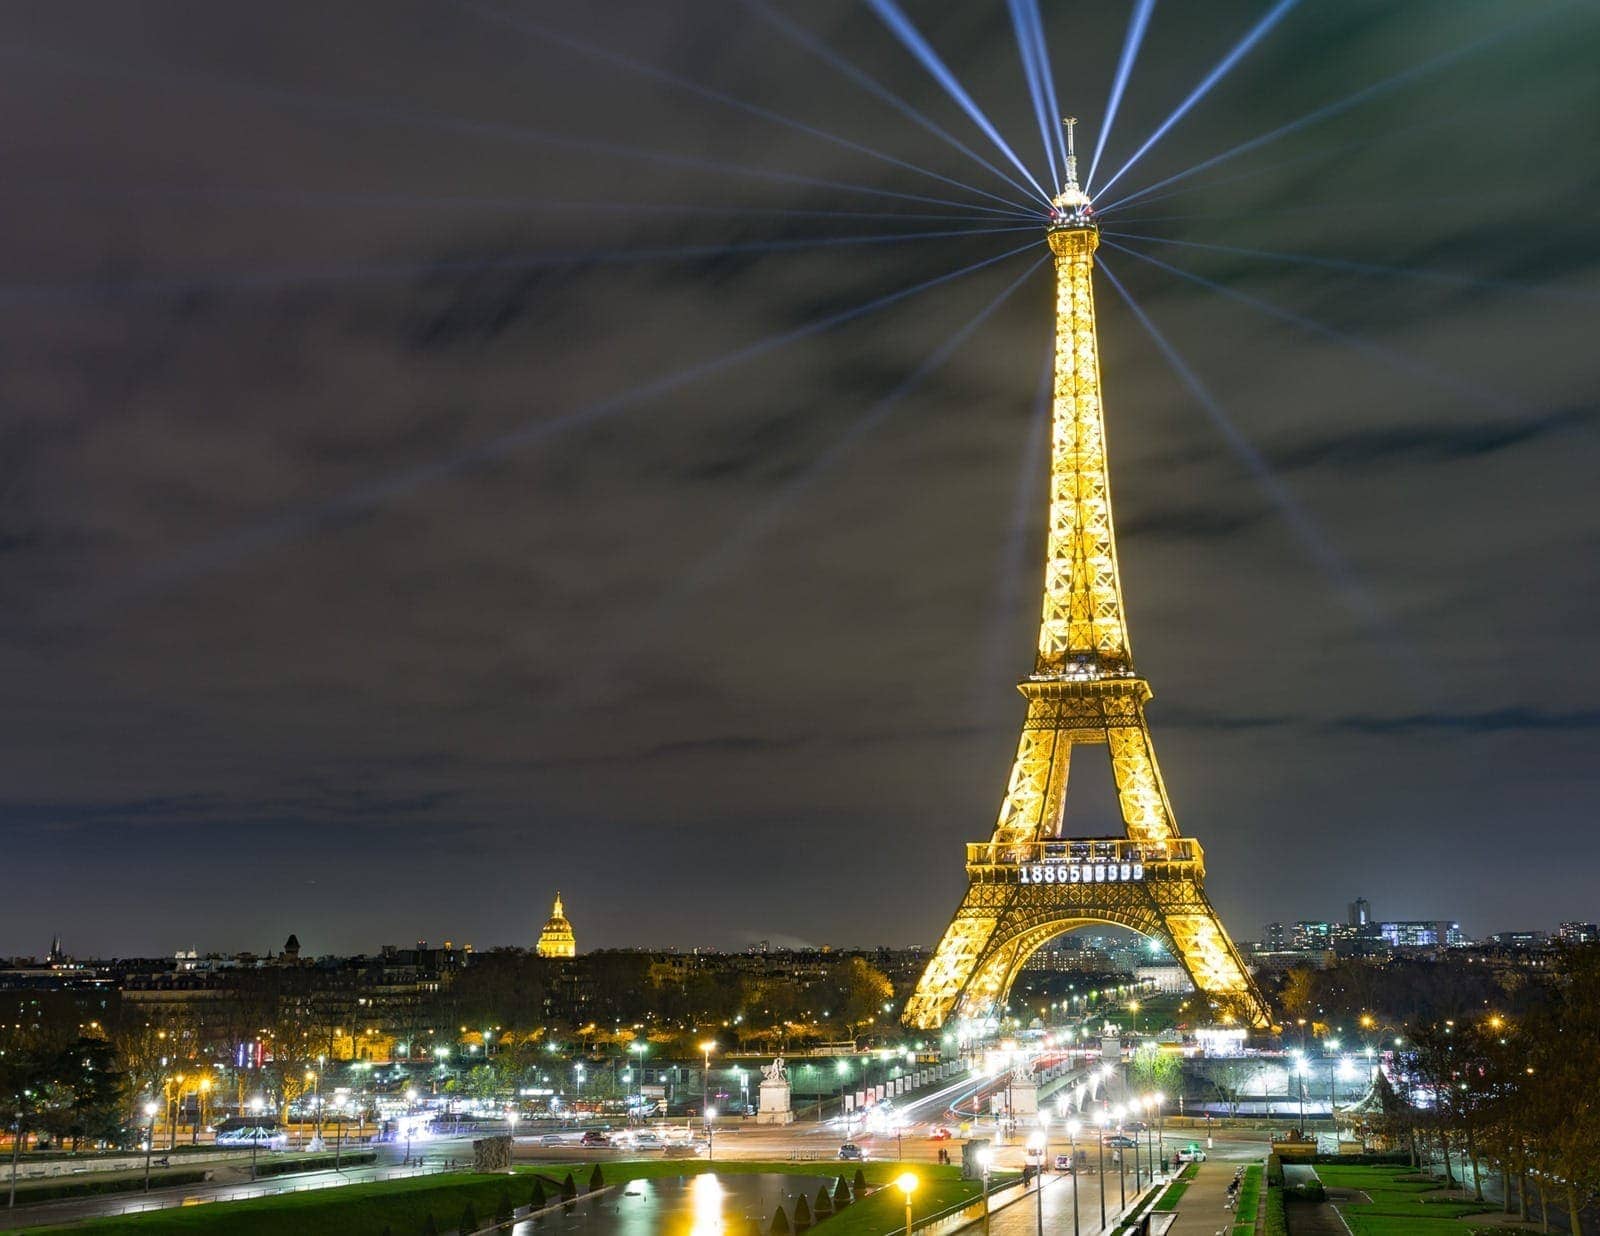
<box><xmin>561</xmin><ymin>1172</ymin><xmax>578</xmax><ymax>1200</ymax></box>
<box><xmin>589</xmin><ymin>1164</ymin><xmax>605</xmax><ymax>1192</ymax></box>
<box><xmin>815</xmin><ymin>1184</ymin><xmax>833</xmax><ymax>1214</ymax></box>
<box><xmin>794</xmin><ymin>1193</ymin><xmax>812</xmax><ymax>1228</ymax></box>
<box><xmin>530</xmin><ymin>1178</ymin><xmax>546</xmax><ymax>1208</ymax></box>
<box><xmin>459</xmin><ymin>1201</ymin><xmax>478</xmax><ymax>1233</ymax></box>
<box><xmin>497</xmin><ymin>1186</ymin><xmax>514</xmax><ymax>1222</ymax></box>
<box><xmin>833</xmin><ymin>1176</ymin><xmax>851</xmax><ymax>1209</ymax></box>
<box><xmin>770</xmin><ymin>1205</ymin><xmax>791</xmax><ymax>1234</ymax></box>
<box><xmin>852</xmin><ymin>1167</ymin><xmax>867</xmax><ymax>1195</ymax></box>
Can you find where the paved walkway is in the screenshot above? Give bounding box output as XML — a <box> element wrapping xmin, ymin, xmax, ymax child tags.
<box><xmin>1165</xmin><ymin>1163</ymin><xmax>1242</xmax><ymax>1236</ymax></box>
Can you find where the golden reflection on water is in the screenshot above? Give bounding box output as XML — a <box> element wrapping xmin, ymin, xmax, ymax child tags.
<box><xmin>687</xmin><ymin>1172</ymin><xmax>725</xmax><ymax>1235</ymax></box>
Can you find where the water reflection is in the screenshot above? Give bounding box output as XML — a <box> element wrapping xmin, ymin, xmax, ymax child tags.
<box><xmin>511</xmin><ymin>1171</ymin><xmax>831</xmax><ymax>1235</ymax></box>
<box><xmin>689</xmin><ymin>1172</ymin><xmax>724</xmax><ymax>1235</ymax></box>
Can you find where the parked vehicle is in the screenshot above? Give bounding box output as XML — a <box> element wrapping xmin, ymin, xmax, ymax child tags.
<box><xmin>838</xmin><ymin>1143</ymin><xmax>864</xmax><ymax>1161</ymax></box>
<box><xmin>1177</xmin><ymin>1145</ymin><xmax>1207</xmax><ymax>1163</ymax></box>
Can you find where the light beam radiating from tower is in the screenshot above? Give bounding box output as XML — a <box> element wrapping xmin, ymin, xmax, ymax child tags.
<box><xmin>1085</xmin><ymin>0</ymin><xmax>1156</xmax><ymax>189</ymax></box>
<box><xmin>1093</xmin><ymin>0</ymin><xmax>1302</xmax><ymax>197</ymax></box>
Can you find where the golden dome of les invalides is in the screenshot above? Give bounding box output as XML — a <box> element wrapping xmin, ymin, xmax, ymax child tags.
<box><xmin>535</xmin><ymin>891</ymin><xmax>576</xmax><ymax>958</ymax></box>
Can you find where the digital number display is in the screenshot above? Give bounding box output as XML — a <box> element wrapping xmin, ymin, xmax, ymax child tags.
<box><xmin>1018</xmin><ymin>861</ymin><xmax>1144</xmax><ymax>885</ymax></box>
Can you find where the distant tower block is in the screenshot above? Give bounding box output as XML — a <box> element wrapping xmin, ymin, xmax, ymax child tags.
<box><xmin>536</xmin><ymin>892</ymin><xmax>577</xmax><ymax>958</ymax></box>
<box><xmin>904</xmin><ymin>120</ymin><xmax>1270</xmax><ymax>1031</ymax></box>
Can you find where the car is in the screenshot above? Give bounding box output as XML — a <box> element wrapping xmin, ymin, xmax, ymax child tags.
<box><xmin>1104</xmin><ymin>1135</ymin><xmax>1138</xmax><ymax>1148</ymax></box>
<box><xmin>632</xmin><ymin>1132</ymin><xmax>662</xmax><ymax>1149</ymax></box>
<box><xmin>1176</xmin><ymin>1146</ymin><xmax>1207</xmax><ymax>1163</ymax></box>
<box><xmin>838</xmin><ymin>1143</ymin><xmax>864</xmax><ymax>1161</ymax></box>
<box><xmin>1125</xmin><ymin>1120</ymin><xmax>1149</xmax><ymax>1133</ymax></box>
<box><xmin>539</xmin><ymin>1134</ymin><xmax>567</xmax><ymax>1146</ymax></box>
<box><xmin>928</xmin><ymin>1126</ymin><xmax>952</xmax><ymax>1141</ymax></box>
<box><xmin>579</xmin><ymin>1130</ymin><xmax>611</xmax><ymax>1147</ymax></box>
<box><xmin>1053</xmin><ymin>1154</ymin><xmax>1077</xmax><ymax>1173</ymax></box>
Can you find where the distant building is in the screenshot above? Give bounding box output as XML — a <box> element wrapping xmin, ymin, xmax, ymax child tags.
<box><xmin>536</xmin><ymin>892</ymin><xmax>577</xmax><ymax>959</ymax></box>
<box><xmin>1487</xmin><ymin>930</ymin><xmax>1548</xmax><ymax>949</ymax></box>
<box><xmin>1292</xmin><ymin>921</ymin><xmax>1333</xmax><ymax>950</ymax></box>
<box><xmin>1263</xmin><ymin>922</ymin><xmax>1288</xmax><ymax>950</ymax></box>
<box><xmin>1557</xmin><ymin>921</ymin><xmax>1599</xmax><ymax>944</ymax></box>
<box><xmin>1348</xmin><ymin>898</ymin><xmax>1371</xmax><ymax>928</ymax></box>
<box><xmin>1379</xmin><ymin>920</ymin><xmax>1465</xmax><ymax>948</ymax></box>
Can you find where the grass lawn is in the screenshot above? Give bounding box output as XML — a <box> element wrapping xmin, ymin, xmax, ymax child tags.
<box><xmin>1313</xmin><ymin>1165</ymin><xmax>1494</xmax><ymax>1236</ymax></box>
<box><xmin>1153</xmin><ymin>1162</ymin><xmax>1201</xmax><ymax>1210</ymax></box>
<box><xmin>38</xmin><ymin>1159</ymin><xmax>989</xmax><ymax>1235</ymax></box>
<box><xmin>1232</xmin><ymin>1162</ymin><xmax>1262</xmax><ymax>1232</ymax></box>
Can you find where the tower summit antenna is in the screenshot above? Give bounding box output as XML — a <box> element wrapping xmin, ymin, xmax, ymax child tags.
<box><xmin>1051</xmin><ymin>115</ymin><xmax>1092</xmax><ymax>223</ymax></box>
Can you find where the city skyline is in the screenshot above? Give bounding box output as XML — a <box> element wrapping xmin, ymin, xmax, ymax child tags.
<box><xmin>3</xmin><ymin>1</ymin><xmax>1598</xmax><ymax>957</ymax></box>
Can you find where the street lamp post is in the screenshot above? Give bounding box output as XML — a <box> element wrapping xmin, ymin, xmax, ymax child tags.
<box><xmin>700</xmin><ymin>1041</ymin><xmax>717</xmax><ymax>1124</ymax></box>
<box><xmin>1144</xmin><ymin>1098</ymin><xmax>1156</xmax><ymax>1180</ymax></box>
<box><xmin>1095</xmin><ymin>1111</ymin><xmax>1108</xmax><ymax>1229</ymax></box>
<box><xmin>1132</xmin><ymin>1102</ymin><xmax>1142</xmax><ymax>1189</ymax></box>
<box><xmin>1154</xmin><ymin>1093</ymin><xmax>1165</xmax><ymax>1169</ymax></box>
<box><xmin>1067</xmin><ymin>1119</ymin><xmax>1082</xmax><ymax>1236</ymax></box>
<box><xmin>1114</xmin><ymin>1104</ymin><xmax>1126</xmax><ymax>1209</ymax></box>
<box><xmin>142</xmin><ymin>1101</ymin><xmax>159</xmax><ymax>1192</ymax></box>
<box><xmin>404</xmin><ymin>1089</ymin><xmax>418</xmax><ymax>1165</ymax></box>
<box><xmin>1028</xmin><ymin>1129</ymin><xmax>1046</xmax><ymax>1236</ymax></box>
<box><xmin>979</xmin><ymin>1149</ymin><xmax>993</xmax><ymax>1235</ymax></box>
<box><xmin>706</xmin><ymin>1108</ymin><xmax>717</xmax><ymax>1162</ymax></box>
<box><xmin>248</xmin><ymin>1097</ymin><xmax>264</xmax><ymax>1181</ymax></box>
<box><xmin>897</xmin><ymin>1172</ymin><xmax>917</xmax><ymax>1236</ymax></box>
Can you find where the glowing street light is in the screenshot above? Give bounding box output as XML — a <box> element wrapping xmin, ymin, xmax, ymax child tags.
<box><xmin>705</xmin><ymin>1107</ymin><xmax>717</xmax><ymax>1162</ymax></box>
<box><xmin>897</xmin><ymin>1172</ymin><xmax>918</xmax><ymax>1235</ymax></box>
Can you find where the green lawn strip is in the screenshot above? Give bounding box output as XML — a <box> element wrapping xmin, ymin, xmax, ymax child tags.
<box><xmin>808</xmin><ymin>1168</ymin><xmax>987</xmax><ymax>1235</ymax></box>
<box><xmin>1234</xmin><ymin>1164</ymin><xmax>1262</xmax><ymax>1226</ymax></box>
<box><xmin>8</xmin><ymin>1169</ymin><xmax>213</xmax><ymax>1204</ymax></box>
<box><xmin>39</xmin><ymin>1160</ymin><xmax>971</xmax><ymax>1235</ymax></box>
<box><xmin>1340</xmin><ymin>1213</ymin><xmax>1474</xmax><ymax>1236</ymax></box>
<box><xmin>1316</xmin><ymin>1166</ymin><xmax>1490</xmax><ymax>1220</ymax></box>
<box><xmin>1265</xmin><ymin>1184</ymin><xmax>1287</xmax><ymax>1236</ymax></box>
<box><xmin>1154</xmin><ymin>1180</ymin><xmax>1190</xmax><ymax>1209</ymax></box>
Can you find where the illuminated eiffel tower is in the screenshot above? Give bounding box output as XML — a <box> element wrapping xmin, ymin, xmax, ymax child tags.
<box><xmin>904</xmin><ymin>122</ymin><xmax>1270</xmax><ymax>1031</ymax></box>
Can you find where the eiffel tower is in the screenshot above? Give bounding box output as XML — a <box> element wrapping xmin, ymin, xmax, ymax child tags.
<box><xmin>904</xmin><ymin>122</ymin><xmax>1271</xmax><ymax>1031</ymax></box>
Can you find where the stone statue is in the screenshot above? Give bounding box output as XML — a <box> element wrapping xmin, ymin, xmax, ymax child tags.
<box><xmin>756</xmin><ymin>1055</ymin><xmax>794</xmax><ymax>1125</ymax></box>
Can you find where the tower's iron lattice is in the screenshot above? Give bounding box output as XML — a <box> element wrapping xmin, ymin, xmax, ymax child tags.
<box><xmin>904</xmin><ymin>122</ymin><xmax>1271</xmax><ymax>1031</ymax></box>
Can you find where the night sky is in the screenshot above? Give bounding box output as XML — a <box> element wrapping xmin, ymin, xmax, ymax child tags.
<box><xmin>3</xmin><ymin>1</ymin><xmax>1597</xmax><ymax>958</ymax></box>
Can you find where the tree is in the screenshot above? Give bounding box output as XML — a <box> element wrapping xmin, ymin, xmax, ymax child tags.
<box><xmin>1208</xmin><ymin>1059</ymin><xmax>1268</xmax><ymax>1118</ymax></box>
<box><xmin>1127</xmin><ymin>1042</ymin><xmax>1181</xmax><ymax>1096</ymax></box>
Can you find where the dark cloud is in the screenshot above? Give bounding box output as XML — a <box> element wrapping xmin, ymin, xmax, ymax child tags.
<box><xmin>1</xmin><ymin>0</ymin><xmax>1597</xmax><ymax>956</ymax></box>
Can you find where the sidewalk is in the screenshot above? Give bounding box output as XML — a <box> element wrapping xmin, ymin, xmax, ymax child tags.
<box><xmin>1163</xmin><ymin>1163</ymin><xmax>1239</xmax><ymax>1236</ymax></box>
<box><xmin>952</xmin><ymin>1168</ymin><xmax>1163</xmax><ymax>1235</ymax></box>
